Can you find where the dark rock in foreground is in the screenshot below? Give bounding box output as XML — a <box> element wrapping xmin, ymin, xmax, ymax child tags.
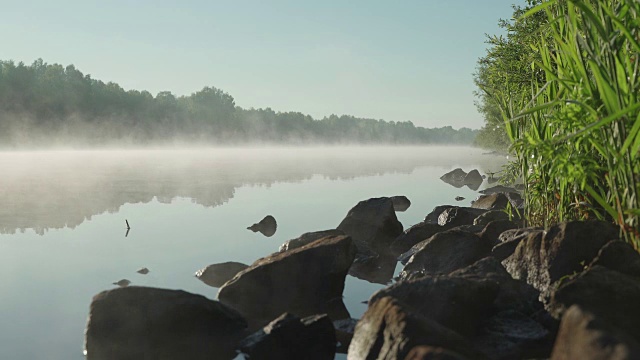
<box><xmin>589</xmin><ymin>240</ymin><xmax>640</xmax><ymax>278</ymax></box>
<box><xmin>404</xmin><ymin>346</ymin><xmax>471</xmax><ymax>360</ymax></box>
<box><xmin>437</xmin><ymin>207</ymin><xmax>487</xmax><ymax>228</ymax></box>
<box><xmin>390</xmin><ymin>222</ymin><xmax>445</xmax><ymax>256</ymax></box>
<box><xmin>239</xmin><ymin>313</ymin><xmax>336</xmax><ymax>360</ymax></box>
<box><xmin>390</xmin><ymin>195</ymin><xmax>411</xmax><ymax>212</ymax></box>
<box><xmin>348</xmin><ymin>296</ymin><xmax>483</xmax><ymax>360</ymax></box>
<box><xmin>218</xmin><ymin>235</ymin><xmax>355</xmax><ymax>328</ymax></box>
<box><xmin>502</xmin><ymin>220</ymin><xmax>619</xmax><ymax>298</ymax></box>
<box><xmin>471</xmin><ymin>193</ymin><xmax>510</xmax><ymax>211</ymax></box>
<box><xmin>195</xmin><ymin>261</ymin><xmax>249</xmax><ymax>288</ymax></box>
<box><xmin>84</xmin><ymin>286</ymin><xmax>247</xmax><ymax>360</ymax></box>
<box><xmin>337</xmin><ymin>197</ymin><xmax>403</xmax><ymax>253</ymax></box>
<box><xmin>279</xmin><ymin>229</ymin><xmax>345</xmax><ymax>252</ymax></box>
<box><xmin>550</xmin><ymin>305</ymin><xmax>640</xmax><ymax>360</ymax></box>
<box><xmin>248</xmin><ymin>215</ymin><xmax>278</xmax><ymax>237</ymax></box>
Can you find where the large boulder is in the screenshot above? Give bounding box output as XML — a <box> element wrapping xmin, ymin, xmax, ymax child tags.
<box><xmin>369</xmin><ymin>275</ymin><xmax>499</xmax><ymax>337</ymax></box>
<box><xmin>390</xmin><ymin>195</ymin><xmax>411</xmax><ymax>212</ymax></box>
<box><xmin>502</xmin><ymin>221</ymin><xmax>619</xmax><ymax>297</ymax></box>
<box><xmin>589</xmin><ymin>240</ymin><xmax>640</xmax><ymax>278</ymax></box>
<box><xmin>337</xmin><ymin>197</ymin><xmax>404</xmax><ymax>253</ymax></box>
<box><xmin>84</xmin><ymin>286</ymin><xmax>247</xmax><ymax>360</ymax></box>
<box><xmin>348</xmin><ymin>252</ymin><xmax>398</xmax><ymax>285</ymax></box>
<box><xmin>347</xmin><ymin>296</ymin><xmax>483</xmax><ymax>360</ymax></box>
<box><xmin>473</xmin><ymin>210</ymin><xmax>510</xmax><ymax>226</ymax></box>
<box><xmin>477</xmin><ymin>220</ymin><xmax>519</xmax><ymax>247</ymax></box>
<box><xmin>424</xmin><ymin>205</ymin><xmax>455</xmax><ymax>224</ymax></box>
<box><xmin>279</xmin><ymin>229</ymin><xmax>345</xmax><ymax>252</ymax></box>
<box><xmin>479</xmin><ymin>185</ymin><xmax>519</xmax><ymax>195</ymax></box>
<box><xmin>549</xmin><ymin>265</ymin><xmax>640</xmax><ymax>342</ymax></box>
<box><xmin>218</xmin><ymin>235</ymin><xmax>356</xmax><ymax>328</ymax></box>
<box><xmin>550</xmin><ymin>305</ymin><xmax>640</xmax><ymax>360</ymax></box>
<box><xmin>471</xmin><ymin>193</ymin><xmax>510</xmax><ymax>211</ymax></box>
<box><xmin>440</xmin><ymin>168</ymin><xmax>467</xmax><ymax>188</ymax></box>
<box><xmin>463</xmin><ymin>169</ymin><xmax>483</xmax><ymax>187</ymax></box>
<box><xmin>401</xmin><ymin>229</ymin><xmax>492</xmax><ymax>277</ymax></box>
<box><xmin>238</xmin><ymin>313</ymin><xmax>336</xmax><ymax>360</ymax></box>
<box><xmin>195</xmin><ymin>261</ymin><xmax>249</xmax><ymax>288</ymax></box>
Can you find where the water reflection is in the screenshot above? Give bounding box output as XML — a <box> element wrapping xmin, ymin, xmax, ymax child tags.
<box><xmin>0</xmin><ymin>147</ymin><xmax>504</xmax><ymax>235</ymax></box>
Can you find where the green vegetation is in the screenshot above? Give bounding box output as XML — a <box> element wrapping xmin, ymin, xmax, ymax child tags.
<box><xmin>479</xmin><ymin>0</ymin><xmax>640</xmax><ymax>247</ymax></box>
<box><xmin>0</xmin><ymin>59</ymin><xmax>476</xmax><ymax>147</ymax></box>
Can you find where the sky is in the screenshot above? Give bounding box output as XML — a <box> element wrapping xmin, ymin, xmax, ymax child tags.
<box><xmin>1</xmin><ymin>0</ymin><xmax>519</xmax><ymax>129</ymax></box>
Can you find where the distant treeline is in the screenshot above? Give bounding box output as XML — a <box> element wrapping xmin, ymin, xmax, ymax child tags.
<box><xmin>0</xmin><ymin>59</ymin><xmax>477</xmax><ymax>146</ymax></box>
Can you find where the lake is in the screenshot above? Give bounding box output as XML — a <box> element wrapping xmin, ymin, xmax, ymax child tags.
<box><xmin>0</xmin><ymin>146</ymin><xmax>505</xmax><ymax>359</ymax></box>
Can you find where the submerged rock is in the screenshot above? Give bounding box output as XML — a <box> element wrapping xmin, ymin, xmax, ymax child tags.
<box><xmin>247</xmin><ymin>215</ymin><xmax>277</xmax><ymax>237</ymax></box>
<box><xmin>239</xmin><ymin>313</ymin><xmax>336</xmax><ymax>360</ymax></box>
<box><xmin>136</xmin><ymin>268</ymin><xmax>149</xmax><ymax>275</ymax></box>
<box><xmin>217</xmin><ymin>235</ymin><xmax>356</xmax><ymax>328</ymax></box>
<box><xmin>84</xmin><ymin>286</ymin><xmax>247</xmax><ymax>360</ymax></box>
<box><xmin>112</xmin><ymin>279</ymin><xmax>130</xmax><ymax>287</ymax></box>
<box><xmin>195</xmin><ymin>261</ymin><xmax>250</xmax><ymax>288</ymax></box>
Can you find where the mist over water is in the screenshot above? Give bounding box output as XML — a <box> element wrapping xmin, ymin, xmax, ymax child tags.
<box><xmin>0</xmin><ymin>146</ymin><xmax>506</xmax><ymax>359</ymax></box>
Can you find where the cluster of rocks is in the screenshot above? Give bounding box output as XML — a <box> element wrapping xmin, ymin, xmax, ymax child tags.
<box><xmin>83</xmin><ymin>181</ymin><xmax>640</xmax><ymax>359</ymax></box>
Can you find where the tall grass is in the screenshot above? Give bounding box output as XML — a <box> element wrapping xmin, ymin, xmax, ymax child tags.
<box><xmin>495</xmin><ymin>0</ymin><xmax>640</xmax><ymax>248</ymax></box>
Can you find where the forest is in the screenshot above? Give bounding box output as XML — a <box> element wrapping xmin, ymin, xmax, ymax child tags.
<box><xmin>0</xmin><ymin>59</ymin><xmax>477</xmax><ymax>147</ymax></box>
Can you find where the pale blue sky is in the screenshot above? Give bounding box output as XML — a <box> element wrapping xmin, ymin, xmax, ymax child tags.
<box><xmin>1</xmin><ymin>0</ymin><xmax>518</xmax><ymax>129</ymax></box>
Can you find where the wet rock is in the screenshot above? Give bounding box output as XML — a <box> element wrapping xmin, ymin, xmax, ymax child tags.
<box><xmin>248</xmin><ymin>215</ymin><xmax>277</xmax><ymax>237</ymax></box>
<box><xmin>454</xmin><ymin>196</ymin><xmax>465</xmax><ymax>202</ymax></box>
<box><xmin>84</xmin><ymin>286</ymin><xmax>247</xmax><ymax>360</ymax></box>
<box><xmin>349</xmin><ymin>252</ymin><xmax>398</xmax><ymax>285</ymax></box>
<box><xmin>279</xmin><ymin>229</ymin><xmax>345</xmax><ymax>252</ymax></box>
<box><xmin>479</xmin><ymin>185</ymin><xmax>519</xmax><ymax>195</ymax></box>
<box><xmin>238</xmin><ymin>313</ymin><xmax>336</xmax><ymax>360</ymax></box>
<box><xmin>390</xmin><ymin>195</ymin><xmax>411</xmax><ymax>212</ymax></box>
<box><xmin>440</xmin><ymin>168</ymin><xmax>467</xmax><ymax>188</ymax></box>
<box><xmin>502</xmin><ymin>221</ymin><xmax>619</xmax><ymax>297</ymax></box>
<box><xmin>337</xmin><ymin>197</ymin><xmax>403</xmax><ymax>253</ymax></box>
<box><xmin>217</xmin><ymin>235</ymin><xmax>356</xmax><ymax>328</ymax></box>
<box><xmin>437</xmin><ymin>207</ymin><xmax>487</xmax><ymax>227</ymax></box>
<box><xmin>463</xmin><ymin>169</ymin><xmax>483</xmax><ymax>186</ymax></box>
<box><xmin>471</xmin><ymin>193</ymin><xmax>510</xmax><ymax>211</ymax></box>
<box><xmin>404</xmin><ymin>346</ymin><xmax>470</xmax><ymax>360</ymax></box>
<box><xmin>370</xmin><ymin>275</ymin><xmax>499</xmax><ymax>337</ymax></box>
<box><xmin>424</xmin><ymin>205</ymin><xmax>455</xmax><ymax>224</ymax></box>
<box><xmin>473</xmin><ymin>210</ymin><xmax>510</xmax><ymax>226</ymax></box>
<box><xmin>549</xmin><ymin>265</ymin><xmax>640</xmax><ymax>342</ymax></box>
<box><xmin>478</xmin><ymin>220</ymin><xmax>519</xmax><ymax>247</ymax></box>
<box><xmin>401</xmin><ymin>229</ymin><xmax>492</xmax><ymax>277</ymax></box>
<box><xmin>589</xmin><ymin>240</ymin><xmax>640</xmax><ymax>278</ymax></box>
<box><xmin>195</xmin><ymin>261</ymin><xmax>249</xmax><ymax>288</ymax></box>
<box><xmin>550</xmin><ymin>305</ymin><xmax>640</xmax><ymax>360</ymax></box>
<box><xmin>348</xmin><ymin>296</ymin><xmax>483</xmax><ymax>360</ymax></box>
<box><xmin>390</xmin><ymin>222</ymin><xmax>445</xmax><ymax>256</ymax></box>
<box><xmin>112</xmin><ymin>279</ymin><xmax>130</xmax><ymax>287</ymax></box>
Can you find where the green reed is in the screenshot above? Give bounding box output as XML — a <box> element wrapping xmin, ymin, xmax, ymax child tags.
<box><xmin>495</xmin><ymin>0</ymin><xmax>640</xmax><ymax>247</ymax></box>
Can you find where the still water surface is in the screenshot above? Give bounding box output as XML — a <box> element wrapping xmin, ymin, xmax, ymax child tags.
<box><xmin>0</xmin><ymin>146</ymin><xmax>505</xmax><ymax>359</ymax></box>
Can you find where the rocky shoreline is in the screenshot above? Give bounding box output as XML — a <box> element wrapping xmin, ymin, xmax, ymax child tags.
<box><xmin>82</xmin><ymin>168</ymin><xmax>640</xmax><ymax>359</ymax></box>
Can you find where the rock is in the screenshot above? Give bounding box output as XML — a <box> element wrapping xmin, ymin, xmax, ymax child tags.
<box><xmin>279</xmin><ymin>229</ymin><xmax>345</xmax><ymax>252</ymax></box>
<box><xmin>349</xmin><ymin>252</ymin><xmax>398</xmax><ymax>285</ymax></box>
<box><xmin>112</xmin><ymin>279</ymin><xmax>130</xmax><ymax>287</ymax></box>
<box><xmin>424</xmin><ymin>205</ymin><xmax>454</xmax><ymax>224</ymax></box>
<box><xmin>550</xmin><ymin>305</ymin><xmax>640</xmax><ymax>360</ymax></box>
<box><xmin>390</xmin><ymin>222</ymin><xmax>445</xmax><ymax>256</ymax></box>
<box><xmin>498</xmin><ymin>227</ymin><xmax>543</xmax><ymax>243</ymax></box>
<box><xmin>479</xmin><ymin>185</ymin><xmax>519</xmax><ymax>195</ymax></box>
<box><xmin>370</xmin><ymin>274</ymin><xmax>499</xmax><ymax>337</ymax></box>
<box><xmin>492</xmin><ymin>238</ymin><xmax>523</xmax><ymax>262</ymax></box>
<box><xmin>478</xmin><ymin>220</ymin><xmax>519</xmax><ymax>247</ymax></box>
<box><xmin>334</xmin><ymin>318</ymin><xmax>358</xmax><ymax>353</ymax></box>
<box><xmin>473</xmin><ymin>310</ymin><xmax>552</xmax><ymax>359</ymax></box>
<box><xmin>404</xmin><ymin>346</ymin><xmax>471</xmax><ymax>360</ymax></box>
<box><xmin>390</xmin><ymin>195</ymin><xmax>411</xmax><ymax>212</ymax></box>
<box><xmin>463</xmin><ymin>169</ymin><xmax>483</xmax><ymax>186</ymax></box>
<box><xmin>84</xmin><ymin>286</ymin><xmax>247</xmax><ymax>360</ymax></box>
<box><xmin>347</xmin><ymin>296</ymin><xmax>483</xmax><ymax>360</ymax></box>
<box><xmin>218</xmin><ymin>235</ymin><xmax>356</xmax><ymax>328</ymax></box>
<box><xmin>136</xmin><ymin>267</ymin><xmax>149</xmax><ymax>275</ymax></box>
<box><xmin>454</xmin><ymin>196</ymin><xmax>465</xmax><ymax>201</ymax></box>
<box><xmin>437</xmin><ymin>207</ymin><xmax>487</xmax><ymax>227</ymax></box>
<box><xmin>337</xmin><ymin>197</ymin><xmax>403</xmax><ymax>253</ymax></box>
<box><xmin>471</xmin><ymin>193</ymin><xmax>510</xmax><ymax>210</ymax></box>
<box><xmin>473</xmin><ymin>210</ymin><xmax>510</xmax><ymax>226</ymax></box>
<box><xmin>401</xmin><ymin>229</ymin><xmax>492</xmax><ymax>277</ymax></box>
<box><xmin>502</xmin><ymin>221</ymin><xmax>619</xmax><ymax>297</ymax></box>
<box><xmin>589</xmin><ymin>240</ymin><xmax>640</xmax><ymax>278</ymax></box>
<box><xmin>195</xmin><ymin>261</ymin><xmax>250</xmax><ymax>288</ymax></box>
<box><xmin>440</xmin><ymin>168</ymin><xmax>468</xmax><ymax>188</ymax></box>
<box><xmin>549</xmin><ymin>265</ymin><xmax>640</xmax><ymax>342</ymax></box>
<box><xmin>248</xmin><ymin>215</ymin><xmax>277</xmax><ymax>237</ymax></box>
<box><xmin>238</xmin><ymin>313</ymin><xmax>336</xmax><ymax>360</ymax></box>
